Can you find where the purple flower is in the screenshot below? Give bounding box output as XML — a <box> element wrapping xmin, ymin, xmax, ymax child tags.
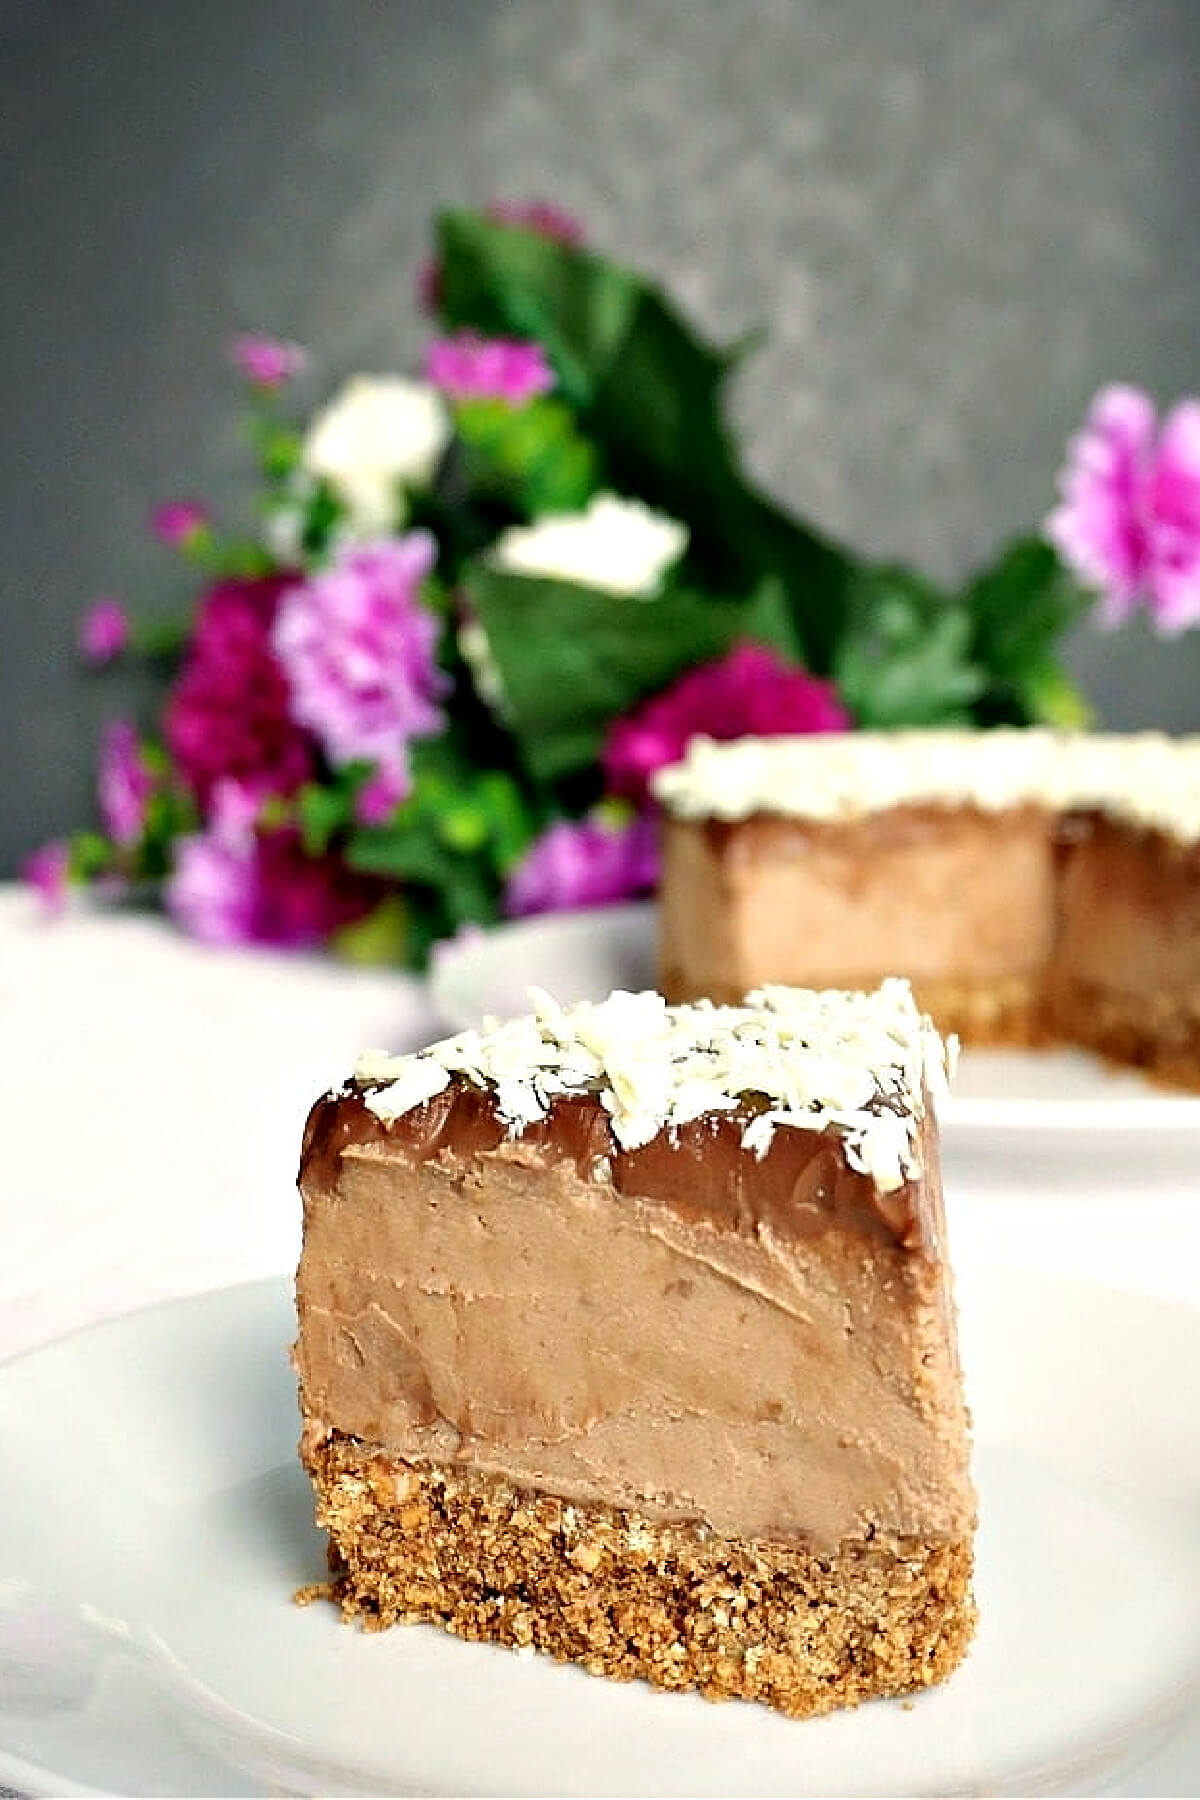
<box><xmin>166</xmin><ymin>788</ymin><xmax>258</xmax><ymax>945</ymax></box>
<box><xmin>485</xmin><ymin>199</ymin><xmax>585</xmax><ymax>246</ymax></box>
<box><xmin>97</xmin><ymin>720</ymin><xmax>154</xmax><ymax>847</ymax></box>
<box><xmin>356</xmin><ymin>764</ymin><xmax>407</xmax><ymax>826</ymax></box>
<box><xmin>603</xmin><ymin>642</ymin><xmax>852</xmax><ymax>808</ymax></box>
<box><xmin>165</xmin><ymin>574</ymin><xmax>315</xmax><ymax>812</ymax></box>
<box><xmin>504</xmin><ymin>811</ymin><xmax>659</xmax><ymax>918</ymax></box>
<box><xmin>229</xmin><ymin>333</ymin><xmax>307</xmax><ymax>388</ymax></box>
<box><xmin>78</xmin><ymin>597</ymin><xmax>129</xmax><ymax>664</ymax></box>
<box><xmin>424</xmin><ymin>332</ymin><xmax>555</xmax><ymax>407</ymax></box>
<box><xmin>272</xmin><ymin>532</ymin><xmax>447</xmax><ymax>793</ymax></box>
<box><xmin>167</xmin><ymin>780</ymin><xmax>380</xmax><ymax>948</ymax></box>
<box><xmin>152</xmin><ymin>500</ymin><xmax>210</xmax><ymax>547</ymax></box>
<box><xmin>22</xmin><ymin>841</ymin><xmax>70</xmax><ymax>914</ymax></box>
<box><xmin>1046</xmin><ymin>384</ymin><xmax>1200</xmax><ymax>634</ymax></box>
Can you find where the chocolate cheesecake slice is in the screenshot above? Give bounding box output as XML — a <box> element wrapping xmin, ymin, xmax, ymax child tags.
<box><xmin>655</xmin><ymin>729</ymin><xmax>1200</xmax><ymax>1081</ymax></box>
<box><xmin>294</xmin><ymin>982</ymin><xmax>976</xmax><ymax>1718</ymax></box>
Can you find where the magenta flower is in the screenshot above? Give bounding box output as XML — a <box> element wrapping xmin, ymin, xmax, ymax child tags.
<box><xmin>229</xmin><ymin>333</ymin><xmax>307</xmax><ymax>388</ymax></box>
<box><xmin>98</xmin><ymin>720</ymin><xmax>154</xmax><ymax>847</ymax></box>
<box><xmin>22</xmin><ymin>841</ymin><xmax>70</xmax><ymax>914</ymax></box>
<box><xmin>485</xmin><ymin>199</ymin><xmax>585</xmax><ymax>246</ymax></box>
<box><xmin>166</xmin><ymin>781</ymin><xmax>379</xmax><ymax>948</ymax></box>
<box><xmin>272</xmin><ymin>533</ymin><xmax>447</xmax><ymax>794</ymax></box>
<box><xmin>425</xmin><ymin>331</ymin><xmax>555</xmax><ymax>407</ymax></box>
<box><xmin>603</xmin><ymin>642</ymin><xmax>852</xmax><ymax>807</ymax></box>
<box><xmin>504</xmin><ymin>811</ymin><xmax>659</xmax><ymax>918</ymax></box>
<box><xmin>1046</xmin><ymin>384</ymin><xmax>1200</xmax><ymax>634</ymax></box>
<box><xmin>78</xmin><ymin>597</ymin><xmax>129</xmax><ymax>664</ymax></box>
<box><xmin>152</xmin><ymin>500</ymin><xmax>210</xmax><ymax>547</ymax></box>
<box><xmin>356</xmin><ymin>764</ymin><xmax>407</xmax><ymax>826</ymax></box>
<box><xmin>165</xmin><ymin>575</ymin><xmax>315</xmax><ymax>812</ymax></box>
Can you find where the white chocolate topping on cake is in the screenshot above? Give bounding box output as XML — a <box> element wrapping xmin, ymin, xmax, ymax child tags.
<box><xmin>356</xmin><ymin>979</ymin><xmax>950</xmax><ymax>1191</ymax></box>
<box><xmin>652</xmin><ymin>729</ymin><xmax>1200</xmax><ymax>842</ymax></box>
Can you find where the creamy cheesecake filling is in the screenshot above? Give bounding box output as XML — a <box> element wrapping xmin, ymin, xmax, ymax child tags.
<box><xmin>661</xmin><ymin>804</ymin><xmax>1058</xmax><ymax>995</ymax></box>
<box><xmin>295</xmin><ymin>1080</ymin><xmax>971</xmax><ymax>1551</ymax></box>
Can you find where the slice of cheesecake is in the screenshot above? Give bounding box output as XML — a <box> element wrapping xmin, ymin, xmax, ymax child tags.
<box><xmin>294</xmin><ymin>981</ymin><xmax>976</xmax><ymax>1718</ymax></box>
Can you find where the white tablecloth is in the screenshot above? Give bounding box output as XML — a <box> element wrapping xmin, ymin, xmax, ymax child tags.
<box><xmin>3</xmin><ymin>880</ymin><xmax>1200</xmax><ymax>1365</ymax></box>
<box><xmin>0</xmin><ymin>886</ymin><xmax>442</xmax><ymax>1364</ymax></box>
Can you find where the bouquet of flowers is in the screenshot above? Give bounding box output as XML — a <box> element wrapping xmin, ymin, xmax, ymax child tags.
<box><xmin>29</xmin><ymin>201</ymin><xmax>1200</xmax><ymax>964</ymax></box>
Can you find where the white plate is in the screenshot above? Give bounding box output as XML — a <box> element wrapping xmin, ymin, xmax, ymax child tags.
<box><xmin>431</xmin><ymin>904</ymin><xmax>1200</xmax><ymax>1139</ymax></box>
<box><xmin>0</xmin><ymin>1271</ymin><xmax>1197</xmax><ymax>1797</ymax></box>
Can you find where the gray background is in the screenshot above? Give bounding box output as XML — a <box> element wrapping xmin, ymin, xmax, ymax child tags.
<box><xmin>3</xmin><ymin>0</ymin><xmax>1199</xmax><ymax>872</ymax></box>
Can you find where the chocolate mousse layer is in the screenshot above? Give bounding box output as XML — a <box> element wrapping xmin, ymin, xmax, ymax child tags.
<box><xmin>294</xmin><ymin>983</ymin><xmax>971</xmax><ymax>1553</ymax></box>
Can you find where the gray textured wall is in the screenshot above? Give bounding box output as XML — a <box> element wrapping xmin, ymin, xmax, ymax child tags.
<box><xmin>3</xmin><ymin>0</ymin><xmax>1199</xmax><ymax>872</ymax></box>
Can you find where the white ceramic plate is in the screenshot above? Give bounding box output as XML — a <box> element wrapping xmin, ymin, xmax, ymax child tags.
<box><xmin>0</xmin><ymin>1270</ymin><xmax>1197</xmax><ymax>1797</ymax></box>
<box><xmin>430</xmin><ymin>903</ymin><xmax>1200</xmax><ymax>1138</ymax></box>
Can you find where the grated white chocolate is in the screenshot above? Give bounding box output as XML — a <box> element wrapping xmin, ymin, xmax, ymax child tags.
<box><xmin>356</xmin><ymin>979</ymin><xmax>951</xmax><ymax>1193</ymax></box>
<box><xmin>652</xmin><ymin>729</ymin><xmax>1200</xmax><ymax>842</ymax></box>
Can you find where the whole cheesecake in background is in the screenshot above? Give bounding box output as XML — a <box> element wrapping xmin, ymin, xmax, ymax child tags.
<box><xmin>655</xmin><ymin>729</ymin><xmax>1200</xmax><ymax>1086</ymax></box>
<box><xmin>294</xmin><ymin>981</ymin><xmax>975</xmax><ymax>1719</ymax></box>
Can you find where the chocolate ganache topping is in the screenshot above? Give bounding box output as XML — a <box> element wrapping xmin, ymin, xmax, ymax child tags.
<box><xmin>301</xmin><ymin>981</ymin><xmax>952</xmax><ymax>1251</ymax></box>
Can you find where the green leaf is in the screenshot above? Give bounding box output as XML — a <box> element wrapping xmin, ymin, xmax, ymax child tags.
<box><xmin>834</xmin><ymin>566</ymin><xmax>985</xmax><ymax>727</ymax></box>
<box><xmin>332</xmin><ymin>895</ymin><xmax>410</xmax><ymax>966</ymax></box>
<box><xmin>461</xmin><ymin>565</ymin><xmax>802</xmax><ymax>785</ymax></box>
<box><xmin>436</xmin><ymin>209</ymin><xmax>855</xmax><ymax>670</ymax></box>
<box><xmin>68</xmin><ymin>831</ymin><xmax>116</xmax><ymax>881</ymax></box>
<box><xmin>297</xmin><ymin>782</ymin><xmax>355</xmax><ymax>858</ymax></box>
<box><xmin>454</xmin><ymin>395</ymin><xmax>599</xmax><ymax>516</ymax></box>
<box><xmin>961</xmin><ymin>536</ymin><xmax>1093</xmax><ymax>725</ymax></box>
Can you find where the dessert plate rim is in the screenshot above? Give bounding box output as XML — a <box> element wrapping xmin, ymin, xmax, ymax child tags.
<box><xmin>0</xmin><ymin>1270</ymin><xmax>1198</xmax><ymax>1798</ymax></box>
<box><xmin>430</xmin><ymin>901</ymin><xmax>1200</xmax><ymax>1137</ymax></box>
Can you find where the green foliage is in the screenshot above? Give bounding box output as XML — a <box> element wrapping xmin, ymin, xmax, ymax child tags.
<box><xmin>437</xmin><ymin>210</ymin><xmax>854</xmax><ymax>671</ymax></box>
<box><xmin>461</xmin><ymin>566</ymin><xmax>805</xmax><ymax>787</ymax></box>
<box><xmin>344</xmin><ymin>733</ymin><xmax>544</xmax><ymax>953</ymax></box>
<box><xmin>962</xmin><ymin>536</ymin><xmax>1093</xmax><ymax>726</ymax></box>
<box><xmin>834</xmin><ymin>567</ymin><xmax>985</xmax><ymax>728</ymax></box>
<box><xmin>453</xmin><ymin>395</ymin><xmax>599</xmax><ymax>516</ymax></box>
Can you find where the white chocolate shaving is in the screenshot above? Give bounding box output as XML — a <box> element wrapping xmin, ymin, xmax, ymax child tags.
<box><xmin>652</xmin><ymin>729</ymin><xmax>1200</xmax><ymax>842</ymax></box>
<box><xmin>357</xmin><ymin>978</ymin><xmax>949</xmax><ymax>1192</ymax></box>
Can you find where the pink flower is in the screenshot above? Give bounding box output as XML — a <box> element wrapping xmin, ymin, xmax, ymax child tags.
<box><xmin>229</xmin><ymin>333</ymin><xmax>307</xmax><ymax>388</ymax></box>
<box><xmin>22</xmin><ymin>841</ymin><xmax>70</xmax><ymax>914</ymax></box>
<box><xmin>152</xmin><ymin>500</ymin><xmax>210</xmax><ymax>547</ymax></box>
<box><xmin>78</xmin><ymin>597</ymin><xmax>128</xmax><ymax>664</ymax></box>
<box><xmin>1045</xmin><ymin>386</ymin><xmax>1155</xmax><ymax>625</ymax></box>
<box><xmin>485</xmin><ymin>199</ymin><xmax>585</xmax><ymax>246</ymax></box>
<box><xmin>98</xmin><ymin>720</ymin><xmax>154</xmax><ymax>847</ymax></box>
<box><xmin>603</xmin><ymin>642</ymin><xmax>852</xmax><ymax>807</ymax></box>
<box><xmin>356</xmin><ymin>764</ymin><xmax>407</xmax><ymax>826</ymax></box>
<box><xmin>1046</xmin><ymin>384</ymin><xmax>1200</xmax><ymax>634</ymax></box>
<box><xmin>166</xmin><ymin>780</ymin><xmax>379</xmax><ymax>948</ymax></box>
<box><xmin>424</xmin><ymin>332</ymin><xmax>555</xmax><ymax>407</ymax></box>
<box><xmin>1144</xmin><ymin>401</ymin><xmax>1200</xmax><ymax>634</ymax></box>
<box><xmin>272</xmin><ymin>533</ymin><xmax>447</xmax><ymax>794</ymax></box>
<box><xmin>165</xmin><ymin>575</ymin><xmax>316</xmax><ymax>812</ymax></box>
<box><xmin>504</xmin><ymin>811</ymin><xmax>659</xmax><ymax>918</ymax></box>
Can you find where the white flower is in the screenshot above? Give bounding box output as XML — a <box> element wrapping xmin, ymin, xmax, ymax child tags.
<box><xmin>301</xmin><ymin>375</ymin><xmax>451</xmax><ymax>536</ymax></box>
<box><xmin>489</xmin><ymin>491</ymin><xmax>688</xmax><ymax>597</ymax></box>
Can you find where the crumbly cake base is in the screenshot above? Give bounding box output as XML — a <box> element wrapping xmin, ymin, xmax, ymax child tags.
<box><xmin>301</xmin><ymin>1431</ymin><xmax>975</xmax><ymax>1719</ymax></box>
<box><xmin>1049</xmin><ymin>975</ymin><xmax>1200</xmax><ymax>1092</ymax></box>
